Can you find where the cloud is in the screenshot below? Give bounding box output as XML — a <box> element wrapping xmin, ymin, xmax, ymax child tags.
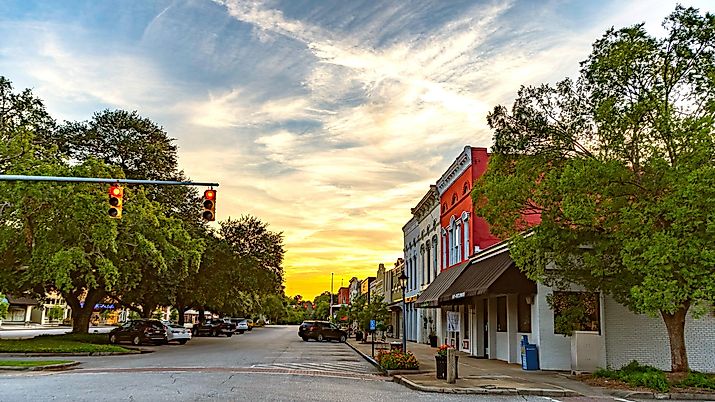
<box><xmin>4</xmin><ymin>0</ymin><xmax>708</xmax><ymax>298</ymax></box>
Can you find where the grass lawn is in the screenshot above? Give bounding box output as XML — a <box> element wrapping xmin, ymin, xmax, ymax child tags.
<box><xmin>0</xmin><ymin>333</ymin><xmax>132</xmax><ymax>353</ymax></box>
<box><xmin>0</xmin><ymin>360</ymin><xmax>74</xmax><ymax>367</ymax></box>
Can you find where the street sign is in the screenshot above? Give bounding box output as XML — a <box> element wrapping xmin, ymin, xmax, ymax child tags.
<box><xmin>369</xmin><ymin>319</ymin><xmax>376</xmax><ymax>331</ymax></box>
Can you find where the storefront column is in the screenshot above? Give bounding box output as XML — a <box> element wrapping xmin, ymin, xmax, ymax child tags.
<box><xmin>475</xmin><ymin>299</ymin><xmax>486</xmax><ymax>357</ymax></box>
<box><xmin>487</xmin><ymin>297</ymin><xmax>497</xmax><ymax>360</ymax></box>
<box><xmin>507</xmin><ymin>294</ymin><xmax>519</xmax><ymax>363</ymax></box>
<box><xmin>24</xmin><ymin>306</ymin><xmax>33</xmax><ymax>323</ymax></box>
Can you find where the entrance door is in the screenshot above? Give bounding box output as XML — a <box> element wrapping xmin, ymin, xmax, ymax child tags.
<box><xmin>461</xmin><ymin>306</ymin><xmax>470</xmax><ymax>353</ymax></box>
<box><xmin>483</xmin><ymin>301</ymin><xmax>489</xmax><ymax>358</ymax></box>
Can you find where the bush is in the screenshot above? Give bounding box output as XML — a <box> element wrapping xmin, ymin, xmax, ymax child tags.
<box><xmin>594</xmin><ymin>361</ymin><xmax>669</xmax><ymax>392</ymax></box>
<box><xmin>375</xmin><ymin>349</ymin><xmax>419</xmax><ymax>370</ymax></box>
<box><xmin>678</xmin><ymin>372</ymin><xmax>715</xmax><ymax>390</ymax></box>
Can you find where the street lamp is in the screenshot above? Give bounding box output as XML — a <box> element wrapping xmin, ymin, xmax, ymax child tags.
<box><xmin>398</xmin><ymin>271</ymin><xmax>408</xmax><ymax>353</ymax></box>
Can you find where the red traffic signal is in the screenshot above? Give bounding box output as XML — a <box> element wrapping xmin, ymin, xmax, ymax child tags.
<box><xmin>202</xmin><ymin>189</ymin><xmax>216</xmax><ymax>221</ymax></box>
<box><xmin>108</xmin><ymin>185</ymin><xmax>124</xmax><ymax>219</ymax></box>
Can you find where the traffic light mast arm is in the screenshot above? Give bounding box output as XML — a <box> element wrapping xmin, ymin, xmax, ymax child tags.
<box><xmin>0</xmin><ymin>175</ymin><xmax>219</xmax><ymax>187</ymax></box>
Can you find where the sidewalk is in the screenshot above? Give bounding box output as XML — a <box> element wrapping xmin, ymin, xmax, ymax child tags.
<box><xmin>347</xmin><ymin>337</ymin><xmax>608</xmax><ymax>397</ymax></box>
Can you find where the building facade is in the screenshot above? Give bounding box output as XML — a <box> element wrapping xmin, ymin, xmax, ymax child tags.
<box><xmin>411</xmin><ymin>185</ymin><xmax>441</xmax><ymax>344</ymax></box>
<box><xmin>402</xmin><ymin>216</ymin><xmax>419</xmax><ymax>342</ymax></box>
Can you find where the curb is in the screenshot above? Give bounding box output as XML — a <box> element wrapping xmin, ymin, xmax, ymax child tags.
<box><xmin>0</xmin><ymin>349</ymin><xmax>142</xmax><ymax>357</ymax></box>
<box><xmin>345</xmin><ymin>342</ymin><xmax>384</xmax><ymax>374</ymax></box>
<box><xmin>606</xmin><ymin>389</ymin><xmax>715</xmax><ymax>400</ymax></box>
<box><xmin>0</xmin><ymin>361</ymin><xmax>80</xmax><ymax>371</ymax></box>
<box><xmin>393</xmin><ymin>375</ymin><xmax>580</xmax><ymax>397</ymax></box>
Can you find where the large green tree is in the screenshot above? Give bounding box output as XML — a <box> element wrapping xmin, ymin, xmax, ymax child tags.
<box><xmin>473</xmin><ymin>6</ymin><xmax>715</xmax><ymax>372</ymax></box>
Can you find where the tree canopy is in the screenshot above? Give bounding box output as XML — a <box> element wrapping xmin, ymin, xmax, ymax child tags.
<box><xmin>473</xmin><ymin>6</ymin><xmax>715</xmax><ymax>372</ymax></box>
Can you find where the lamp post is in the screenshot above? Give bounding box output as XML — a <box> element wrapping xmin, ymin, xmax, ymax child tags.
<box><xmin>398</xmin><ymin>271</ymin><xmax>408</xmax><ymax>353</ymax></box>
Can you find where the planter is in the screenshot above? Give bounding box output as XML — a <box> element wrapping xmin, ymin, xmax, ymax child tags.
<box><xmin>429</xmin><ymin>335</ymin><xmax>438</xmax><ymax>347</ymax></box>
<box><xmin>435</xmin><ymin>355</ymin><xmax>458</xmax><ymax>379</ymax></box>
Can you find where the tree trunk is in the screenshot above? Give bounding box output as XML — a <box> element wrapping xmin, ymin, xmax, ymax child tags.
<box><xmin>176</xmin><ymin>304</ymin><xmax>188</xmax><ymax>325</ymax></box>
<box><xmin>65</xmin><ymin>288</ymin><xmax>105</xmax><ymax>334</ymax></box>
<box><xmin>141</xmin><ymin>304</ymin><xmax>155</xmax><ymax>319</ymax></box>
<box><xmin>198</xmin><ymin>308</ymin><xmax>205</xmax><ymax>323</ymax></box>
<box><xmin>661</xmin><ymin>303</ymin><xmax>690</xmax><ymax>372</ymax></box>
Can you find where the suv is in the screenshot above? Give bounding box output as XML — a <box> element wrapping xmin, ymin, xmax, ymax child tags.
<box><xmin>109</xmin><ymin>319</ymin><xmax>168</xmax><ymax>346</ymax></box>
<box><xmin>299</xmin><ymin>321</ymin><xmax>347</xmax><ymax>342</ymax></box>
<box><xmin>192</xmin><ymin>319</ymin><xmax>235</xmax><ymax>337</ymax></box>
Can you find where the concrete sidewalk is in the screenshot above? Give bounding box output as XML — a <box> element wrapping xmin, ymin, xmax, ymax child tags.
<box><xmin>347</xmin><ymin>337</ymin><xmax>608</xmax><ymax>397</ymax></box>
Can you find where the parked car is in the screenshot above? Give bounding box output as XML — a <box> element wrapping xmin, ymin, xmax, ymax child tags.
<box><xmin>109</xmin><ymin>319</ymin><xmax>167</xmax><ymax>346</ymax></box>
<box><xmin>192</xmin><ymin>319</ymin><xmax>234</xmax><ymax>337</ymax></box>
<box><xmin>223</xmin><ymin>318</ymin><xmax>249</xmax><ymax>334</ymax></box>
<box><xmin>163</xmin><ymin>322</ymin><xmax>192</xmax><ymax>344</ymax></box>
<box><xmin>299</xmin><ymin>320</ymin><xmax>347</xmax><ymax>342</ymax></box>
<box><xmin>246</xmin><ymin>319</ymin><xmax>254</xmax><ymax>331</ymax></box>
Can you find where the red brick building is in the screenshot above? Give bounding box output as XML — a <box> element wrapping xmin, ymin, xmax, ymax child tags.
<box><xmin>436</xmin><ymin>146</ymin><xmax>539</xmax><ymax>271</ymax></box>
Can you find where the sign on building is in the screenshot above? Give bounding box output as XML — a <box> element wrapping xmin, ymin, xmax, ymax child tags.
<box><xmin>447</xmin><ymin>311</ymin><xmax>460</xmax><ymax>332</ymax></box>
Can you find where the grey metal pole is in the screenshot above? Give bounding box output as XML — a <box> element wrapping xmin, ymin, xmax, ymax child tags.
<box><xmin>0</xmin><ymin>175</ymin><xmax>219</xmax><ymax>187</ymax></box>
<box><xmin>330</xmin><ymin>273</ymin><xmax>334</xmax><ymax>321</ymax></box>
<box><xmin>402</xmin><ymin>286</ymin><xmax>407</xmax><ymax>352</ymax></box>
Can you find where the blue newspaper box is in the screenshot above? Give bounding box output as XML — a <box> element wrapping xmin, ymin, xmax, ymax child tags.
<box><xmin>520</xmin><ymin>335</ymin><xmax>540</xmax><ymax>370</ymax></box>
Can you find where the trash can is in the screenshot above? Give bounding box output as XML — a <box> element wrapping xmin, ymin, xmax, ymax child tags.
<box><xmin>390</xmin><ymin>341</ymin><xmax>402</xmax><ymax>352</ymax></box>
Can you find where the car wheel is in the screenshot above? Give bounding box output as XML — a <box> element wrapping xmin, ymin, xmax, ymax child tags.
<box><xmin>339</xmin><ymin>335</ymin><xmax>347</xmax><ymax>343</ymax></box>
<box><xmin>317</xmin><ymin>334</ymin><xmax>324</xmax><ymax>342</ymax></box>
<box><xmin>226</xmin><ymin>332</ymin><xmax>233</xmax><ymax>338</ymax></box>
<box><xmin>109</xmin><ymin>334</ymin><xmax>118</xmax><ymax>344</ymax></box>
<box><xmin>238</xmin><ymin>330</ymin><xmax>244</xmax><ymax>334</ymax></box>
<box><xmin>213</xmin><ymin>330</ymin><xmax>219</xmax><ymax>337</ymax></box>
<box><xmin>179</xmin><ymin>339</ymin><xmax>188</xmax><ymax>345</ymax></box>
<box><xmin>301</xmin><ymin>336</ymin><xmax>308</xmax><ymax>342</ymax></box>
<box><xmin>132</xmin><ymin>336</ymin><xmax>141</xmax><ymax>346</ymax></box>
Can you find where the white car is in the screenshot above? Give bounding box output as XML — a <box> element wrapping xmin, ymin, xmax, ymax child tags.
<box><xmin>163</xmin><ymin>323</ymin><xmax>192</xmax><ymax>344</ymax></box>
<box><xmin>236</xmin><ymin>320</ymin><xmax>249</xmax><ymax>333</ymax></box>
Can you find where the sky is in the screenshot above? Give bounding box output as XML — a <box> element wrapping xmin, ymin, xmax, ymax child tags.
<box><xmin>1</xmin><ymin>0</ymin><xmax>711</xmax><ymax>300</ymax></box>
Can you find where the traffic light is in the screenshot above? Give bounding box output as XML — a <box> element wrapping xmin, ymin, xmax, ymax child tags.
<box><xmin>202</xmin><ymin>189</ymin><xmax>216</xmax><ymax>221</ymax></box>
<box><xmin>108</xmin><ymin>185</ymin><xmax>124</xmax><ymax>219</ymax></box>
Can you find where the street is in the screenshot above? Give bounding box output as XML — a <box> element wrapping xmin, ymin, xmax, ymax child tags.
<box><xmin>0</xmin><ymin>326</ymin><xmax>668</xmax><ymax>402</ymax></box>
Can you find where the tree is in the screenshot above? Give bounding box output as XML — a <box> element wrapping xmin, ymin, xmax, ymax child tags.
<box><xmin>473</xmin><ymin>6</ymin><xmax>715</xmax><ymax>372</ymax></box>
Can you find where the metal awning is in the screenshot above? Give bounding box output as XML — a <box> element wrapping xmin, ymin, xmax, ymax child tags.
<box><xmin>415</xmin><ymin>259</ymin><xmax>471</xmax><ymax>308</ymax></box>
<box><xmin>438</xmin><ymin>251</ymin><xmax>535</xmax><ymax>303</ymax></box>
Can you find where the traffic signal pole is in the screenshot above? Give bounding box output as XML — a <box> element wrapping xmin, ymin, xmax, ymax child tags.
<box><xmin>0</xmin><ymin>175</ymin><xmax>219</xmax><ymax>187</ymax></box>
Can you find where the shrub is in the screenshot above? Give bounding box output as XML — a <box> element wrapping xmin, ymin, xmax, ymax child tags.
<box><xmin>678</xmin><ymin>372</ymin><xmax>715</xmax><ymax>390</ymax></box>
<box><xmin>376</xmin><ymin>349</ymin><xmax>419</xmax><ymax>370</ymax></box>
<box><xmin>594</xmin><ymin>361</ymin><xmax>669</xmax><ymax>392</ymax></box>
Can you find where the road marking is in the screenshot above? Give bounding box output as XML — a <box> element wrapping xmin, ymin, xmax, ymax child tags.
<box><xmin>540</xmin><ymin>397</ymin><xmax>562</xmax><ymax>402</ymax></box>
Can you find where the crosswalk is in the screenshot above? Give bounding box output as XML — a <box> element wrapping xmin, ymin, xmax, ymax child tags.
<box><xmin>250</xmin><ymin>361</ymin><xmax>376</xmax><ymax>375</ymax></box>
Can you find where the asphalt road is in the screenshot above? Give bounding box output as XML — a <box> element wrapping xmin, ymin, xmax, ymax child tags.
<box><xmin>0</xmin><ymin>325</ymin><xmax>661</xmax><ymax>402</ymax></box>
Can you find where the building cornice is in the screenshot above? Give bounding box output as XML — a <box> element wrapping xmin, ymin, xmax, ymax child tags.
<box><xmin>411</xmin><ymin>185</ymin><xmax>439</xmax><ymax>220</ymax></box>
<box><xmin>436</xmin><ymin>146</ymin><xmax>473</xmax><ymax>195</ymax></box>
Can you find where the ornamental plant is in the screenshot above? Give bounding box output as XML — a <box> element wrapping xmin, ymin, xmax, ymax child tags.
<box><xmin>376</xmin><ymin>349</ymin><xmax>419</xmax><ymax>370</ymax></box>
<box><xmin>436</xmin><ymin>344</ymin><xmax>454</xmax><ymax>357</ymax></box>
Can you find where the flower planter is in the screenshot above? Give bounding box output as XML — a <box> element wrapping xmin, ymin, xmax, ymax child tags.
<box><xmin>435</xmin><ymin>355</ymin><xmax>458</xmax><ymax>379</ymax></box>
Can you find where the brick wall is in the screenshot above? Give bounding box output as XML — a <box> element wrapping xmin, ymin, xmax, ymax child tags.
<box><xmin>604</xmin><ymin>297</ymin><xmax>715</xmax><ymax>373</ymax></box>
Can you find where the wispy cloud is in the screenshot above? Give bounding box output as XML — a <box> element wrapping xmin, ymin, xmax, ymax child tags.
<box><xmin>2</xmin><ymin>0</ymin><xmax>709</xmax><ymax>298</ymax></box>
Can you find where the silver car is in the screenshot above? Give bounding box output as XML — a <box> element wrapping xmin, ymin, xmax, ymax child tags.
<box><xmin>163</xmin><ymin>323</ymin><xmax>192</xmax><ymax>344</ymax></box>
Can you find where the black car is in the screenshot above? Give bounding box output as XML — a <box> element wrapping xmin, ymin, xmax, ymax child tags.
<box><xmin>299</xmin><ymin>320</ymin><xmax>347</xmax><ymax>342</ymax></box>
<box><xmin>109</xmin><ymin>319</ymin><xmax>167</xmax><ymax>346</ymax></box>
<box><xmin>192</xmin><ymin>319</ymin><xmax>234</xmax><ymax>337</ymax></box>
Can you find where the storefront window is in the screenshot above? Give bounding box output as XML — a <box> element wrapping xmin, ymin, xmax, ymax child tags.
<box><xmin>518</xmin><ymin>295</ymin><xmax>531</xmax><ymax>333</ymax></box>
<box><xmin>496</xmin><ymin>296</ymin><xmax>507</xmax><ymax>332</ymax></box>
